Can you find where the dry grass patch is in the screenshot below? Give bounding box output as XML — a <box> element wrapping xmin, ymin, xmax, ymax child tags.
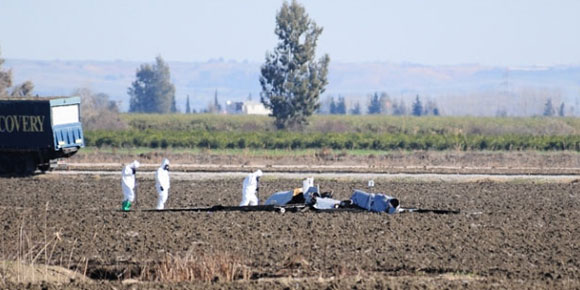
<box><xmin>139</xmin><ymin>252</ymin><xmax>251</xmax><ymax>283</ymax></box>
<box><xmin>0</xmin><ymin>260</ymin><xmax>92</xmax><ymax>285</ymax></box>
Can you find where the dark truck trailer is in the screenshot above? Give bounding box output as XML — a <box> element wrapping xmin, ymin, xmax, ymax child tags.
<box><xmin>0</xmin><ymin>97</ymin><xmax>84</xmax><ymax>174</ymax></box>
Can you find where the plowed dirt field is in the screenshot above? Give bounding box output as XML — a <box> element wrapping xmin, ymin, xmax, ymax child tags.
<box><xmin>1</xmin><ymin>174</ymin><xmax>579</xmax><ymax>289</ymax></box>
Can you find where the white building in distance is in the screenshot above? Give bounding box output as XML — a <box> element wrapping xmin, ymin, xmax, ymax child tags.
<box><xmin>226</xmin><ymin>101</ymin><xmax>271</xmax><ymax>115</ymax></box>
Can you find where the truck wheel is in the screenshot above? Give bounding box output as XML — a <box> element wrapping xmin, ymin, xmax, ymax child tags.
<box><xmin>0</xmin><ymin>155</ymin><xmax>13</xmax><ymax>174</ymax></box>
<box><xmin>15</xmin><ymin>154</ymin><xmax>37</xmax><ymax>175</ymax></box>
<box><xmin>38</xmin><ymin>163</ymin><xmax>51</xmax><ymax>172</ymax></box>
<box><xmin>24</xmin><ymin>155</ymin><xmax>37</xmax><ymax>174</ymax></box>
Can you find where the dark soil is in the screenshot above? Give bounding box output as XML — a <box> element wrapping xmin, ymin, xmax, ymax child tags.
<box><xmin>1</xmin><ymin>174</ymin><xmax>579</xmax><ymax>289</ymax></box>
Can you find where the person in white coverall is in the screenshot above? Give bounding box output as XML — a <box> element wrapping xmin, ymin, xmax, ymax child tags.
<box><xmin>121</xmin><ymin>160</ymin><xmax>140</xmax><ymax>211</ymax></box>
<box><xmin>155</xmin><ymin>159</ymin><xmax>171</xmax><ymax>210</ymax></box>
<box><xmin>239</xmin><ymin>170</ymin><xmax>263</xmax><ymax>206</ymax></box>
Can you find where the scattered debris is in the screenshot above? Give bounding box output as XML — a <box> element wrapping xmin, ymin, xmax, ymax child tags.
<box><xmin>138</xmin><ymin>177</ymin><xmax>459</xmax><ymax>214</ymax></box>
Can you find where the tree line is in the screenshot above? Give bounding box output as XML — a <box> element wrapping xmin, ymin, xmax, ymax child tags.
<box><xmin>543</xmin><ymin>98</ymin><xmax>566</xmax><ymax>117</ymax></box>
<box><xmin>325</xmin><ymin>93</ymin><xmax>440</xmax><ymax>116</ymax></box>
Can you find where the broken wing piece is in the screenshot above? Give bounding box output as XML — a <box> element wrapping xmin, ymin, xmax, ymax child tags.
<box><xmin>265</xmin><ymin>188</ymin><xmax>307</xmax><ymax>206</ymax></box>
<box><xmin>264</xmin><ymin>190</ymin><xmax>294</xmax><ymax>206</ymax></box>
<box><xmin>312</xmin><ymin>197</ymin><xmax>342</xmax><ymax>210</ymax></box>
<box><xmin>350</xmin><ymin>190</ymin><xmax>400</xmax><ymax>214</ymax></box>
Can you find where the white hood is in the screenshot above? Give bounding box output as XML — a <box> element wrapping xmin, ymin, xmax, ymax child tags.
<box><xmin>155</xmin><ymin>159</ymin><xmax>170</xmax><ymax>190</ymax></box>
<box><xmin>130</xmin><ymin>160</ymin><xmax>140</xmax><ymax>169</ymax></box>
<box><xmin>121</xmin><ymin>160</ymin><xmax>139</xmax><ymax>192</ymax></box>
<box><xmin>161</xmin><ymin>158</ymin><xmax>170</xmax><ymax>168</ymax></box>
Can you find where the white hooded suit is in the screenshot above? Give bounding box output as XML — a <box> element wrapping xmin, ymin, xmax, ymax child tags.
<box><xmin>121</xmin><ymin>160</ymin><xmax>140</xmax><ymax>203</ymax></box>
<box><xmin>240</xmin><ymin>170</ymin><xmax>263</xmax><ymax>206</ymax></box>
<box><xmin>155</xmin><ymin>159</ymin><xmax>171</xmax><ymax>210</ymax></box>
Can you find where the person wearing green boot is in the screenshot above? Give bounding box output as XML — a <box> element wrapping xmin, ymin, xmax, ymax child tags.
<box><xmin>121</xmin><ymin>160</ymin><xmax>140</xmax><ymax>211</ymax></box>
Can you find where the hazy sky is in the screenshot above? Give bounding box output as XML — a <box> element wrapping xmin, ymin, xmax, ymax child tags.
<box><xmin>1</xmin><ymin>0</ymin><xmax>579</xmax><ymax>66</ymax></box>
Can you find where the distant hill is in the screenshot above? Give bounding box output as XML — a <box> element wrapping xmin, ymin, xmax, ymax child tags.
<box><xmin>6</xmin><ymin>59</ymin><xmax>580</xmax><ymax>116</ymax></box>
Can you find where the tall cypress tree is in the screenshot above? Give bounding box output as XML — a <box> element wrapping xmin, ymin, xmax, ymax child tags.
<box><xmin>558</xmin><ymin>102</ymin><xmax>565</xmax><ymax>117</ymax></box>
<box><xmin>368</xmin><ymin>92</ymin><xmax>381</xmax><ymax>114</ymax></box>
<box><xmin>412</xmin><ymin>95</ymin><xmax>423</xmax><ymax>116</ymax></box>
<box><xmin>214</xmin><ymin>89</ymin><xmax>222</xmax><ymax>113</ymax></box>
<box><xmin>543</xmin><ymin>98</ymin><xmax>555</xmax><ymax>116</ymax></box>
<box><xmin>336</xmin><ymin>96</ymin><xmax>347</xmax><ymax>115</ymax></box>
<box><xmin>185</xmin><ymin>95</ymin><xmax>191</xmax><ymax>114</ymax></box>
<box><xmin>260</xmin><ymin>0</ymin><xmax>330</xmax><ymax>129</ymax></box>
<box><xmin>329</xmin><ymin>96</ymin><xmax>337</xmax><ymax>114</ymax></box>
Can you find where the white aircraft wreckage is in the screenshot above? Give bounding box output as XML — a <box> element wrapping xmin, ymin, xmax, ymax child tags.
<box><xmin>138</xmin><ymin>178</ymin><xmax>459</xmax><ymax>215</ymax></box>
